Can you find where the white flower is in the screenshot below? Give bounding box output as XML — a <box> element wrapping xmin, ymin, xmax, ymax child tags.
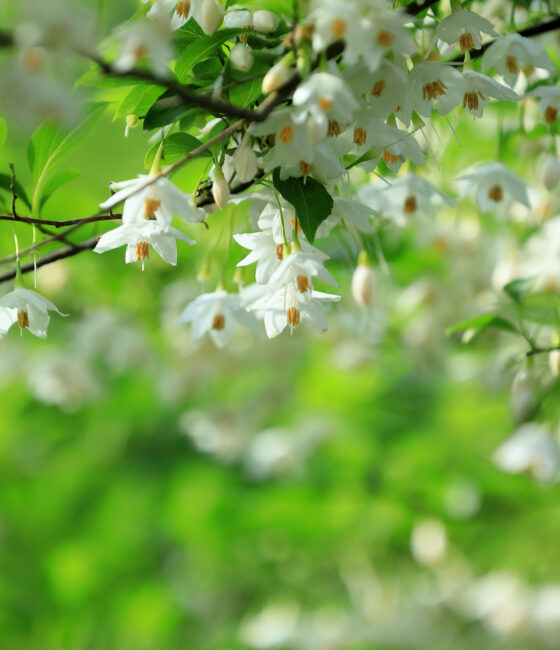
<box><xmin>482</xmin><ymin>34</ymin><xmax>555</xmax><ymax>87</ymax></box>
<box><xmin>99</xmin><ymin>175</ymin><xmax>206</xmax><ymax>226</ymax></box>
<box><xmin>493</xmin><ymin>423</ymin><xmax>560</xmax><ymax>482</ymax></box>
<box><xmin>352</xmin><ymin>259</ymin><xmax>375</xmax><ymax>309</ymax></box>
<box><xmin>435</xmin><ymin>10</ymin><xmax>497</xmax><ymax>53</ymax></box>
<box><xmin>253</xmin><ymin>9</ymin><xmax>278</xmax><ymax>33</ymax></box>
<box><xmin>248</xmin><ymin>284</ymin><xmax>340</xmax><ymax>338</ymax></box>
<box><xmin>409</xmin><ymin>62</ymin><xmax>464</xmax><ymax>118</ymax></box>
<box><xmin>541</xmin><ymin>155</ymin><xmax>560</xmax><ymax>191</ymax></box>
<box><xmin>212</xmin><ymin>168</ymin><xmax>230</xmax><ymax>208</ymax></box>
<box><xmin>457</xmin><ymin>163</ymin><xmax>530</xmax><ymax>213</ymax></box>
<box><xmin>94</xmin><ymin>219</ymin><xmax>195</xmax><ymax>268</ymax></box>
<box><xmin>0</xmin><ymin>288</ymin><xmax>66</xmax><ymax>339</ymax></box>
<box><xmin>113</xmin><ymin>18</ymin><xmax>174</xmax><ymax>76</ymax></box>
<box><xmin>253</xmin><ymin>109</ymin><xmax>314</xmax><ymax>169</ymax></box>
<box><xmin>357</xmin><ymin>60</ymin><xmax>412</xmax><ymax>126</ymax></box>
<box><xmin>267</xmin><ymin>250</ymin><xmax>338</xmax><ymax>289</ymax></box>
<box><xmin>177</xmin><ymin>289</ymin><xmax>260</xmax><ymax>348</ymax></box>
<box><xmin>359</xmin><ymin>173</ymin><xmax>455</xmax><ymax>226</ymax></box>
<box><xmin>223</xmin><ymin>8</ymin><xmax>253</xmax><ymax>29</ymax></box>
<box><xmin>315</xmin><ymin>195</ymin><xmax>377</xmax><ymax>237</ymax></box>
<box><xmin>526</xmin><ymin>85</ymin><xmax>560</xmax><ymax>125</ymax></box>
<box><xmin>438</xmin><ymin>70</ymin><xmax>519</xmax><ymax>118</ymax></box>
<box><xmin>230</xmin><ymin>43</ymin><xmax>253</xmax><ymax>72</ymax></box>
<box><xmin>198</xmin><ymin>0</ymin><xmax>225</xmax><ymax>34</ymax></box>
<box><xmin>233</xmin><ymin>143</ymin><xmax>258</xmax><ymax>183</ymax></box>
<box><xmin>262</xmin><ymin>58</ymin><xmax>292</xmax><ymax>94</ymax></box>
<box><xmin>292</xmin><ymin>72</ymin><xmax>358</xmax><ymax>142</ymax></box>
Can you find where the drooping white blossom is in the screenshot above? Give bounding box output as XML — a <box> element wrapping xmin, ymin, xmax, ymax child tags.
<box><xmin>0</xmin><ymin>288</ymin><xmax>66</xmax><ymax>339</ymax></box>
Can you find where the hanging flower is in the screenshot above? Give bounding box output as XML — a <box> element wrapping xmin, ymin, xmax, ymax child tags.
<box><xmin>457</xmin><ymin>163</ymin><xmax>530</xmax><ymax>213</ymax></box>
<box><xmin>482</xmin><ymin>34</ymin><xmax>555</xmax><ymax>87</ymax></box>
<box><xmin>435</xmin><ymin>10</ymin><xmax>497</xmax><ymax>54</ymax></box>
<box><xmin>0</xmin><ymin>288</ymin><xmax>66</xmax><ymax>339</ymax></box>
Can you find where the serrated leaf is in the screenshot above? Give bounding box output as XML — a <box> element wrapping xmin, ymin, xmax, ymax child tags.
<box><xmin>38</xmin><ymin>169</ymin><xmax>81</xmax><ymax>211</ymax></box>
<box><xmin>503</xmin><ymin>277</ymin><xmax>535</xmax><ymax>304</ymax></box>
<box><xmin>272</xmin><ymin>168</ymin><xmax>334</xmax><ymax>243</ymax></box>
<box><xmin>0</xmin><ymin>173</ymin><xmax>31</xmax><ymax>209</ymax></box>
<box><xmin>175</xmin><ymin>28</ymin><xmax>244</xmax><ymax>82</ymax></box>
<box><xmin>144</xmin><ymin>133</ymin><xmax>207</xmax><ymax>169</ymax></box>
<box><xmin>445</xmin><ymin>313</ymin><xmax>518</xmax><ymax>337</ymax></box>
<box><xmin>114</xmin><ymin>85</ymin><xmax>166</xmax><ymax>121</ymax></box>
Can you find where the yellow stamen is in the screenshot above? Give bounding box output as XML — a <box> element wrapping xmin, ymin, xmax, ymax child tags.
<box><xmin>18</xmin><ymin>309</ymin><xmax>29</xmax><ymax>329</ymax></box>
<box><xmin>403</xmin><ymin>195</ymin><xmax>417</xmax><ymax>213</ymax></box>
<box><xmin>287</xmin><ymin>306</ymin><xmax>301</xmax><ymax>327</ymax></box>
<box><xmin>299</xmin><ymin>161</ymin><xmax>311</xmax><ymax>175</ymax></box>
<box><xmin>212</xmin><ymin>314</ymin><xmax>225</xmax><ymax>331</ymax></box>
<box><xmin>506</xmin><ymin>56</ymin><xmax>519</xmax><ymax>74</ymax></box>
<box><xmin>383</xmin><ymin>149</ymin><xmax>398</xmax><ymax>165</ymax></box>
<box><xmin>143</xmin><ymin>198</ymin><xmax>161</xmax><ymax>220</ymax></box>
<box><xmin>175</xmin><ymin>0</ymin><xmax>190</xmax><ymax>18</ymax></box>
<box><xmin>488</xmin><ymin>185</ymin><xmax>503</xmax><ymax>202</ymax></box>
<box><xmin>318</xmin><ymin>96</ymin><xmax>333</xmax><ymax>111</ymax></box>
<box><xmin>459</xmin><ymin>32</ymin><xmax>475</xmax><ymax>51</ymax></box>
<box><xmin>135</xmin><ymin>240</ymin><xmax>150</xmax><ymax>261</ymax></box>
<box><xmin>276</xmin><ymin>244</ymin><xmax>284</xmax><ymax>260</ymax></box>
<box><xmin>371</xmin><ymin>79</ymin><xmax>386</xmax><ymax>97</ymax></box>
<box><xmin>296</xmin><ymin>275</ymin><xmax>310</xmax><ymax>293</ymax></box>
<box><xmin>377</xmin><ymin>30</ymin><xmax>394</xmax><ymax>47</ymax></box>
<box><xmin>422</xmin><ymin>79</ymin><xmax>448</xmax><ymax>101</ymax></box>
<box><xmin>278</xmin><ymin>125</ymin><xmax>294</xmax><ymax>143</ymax></box>
<box><xmin>353</xmin><ymin>127</ymin><xmax>367</xmax><ymax>146</ymax></box>
<box><xmin>332</xmin><ymin>18</ymin><xmax>346</xmax><ymax>39</ymax></box>
<box><xmin>545</xmin><ymin>106</ymin><xmax>558</xmax><ymax>124</ymax></box>
<box><xmin>328</xmin><ymin>119</ymin><xmax>341</xmax><ymax>137</ymax></box>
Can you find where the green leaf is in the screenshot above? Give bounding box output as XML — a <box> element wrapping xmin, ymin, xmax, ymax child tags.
<box><xmin>174</xmin><ymin>18</ymin><xmax>206</xmax><ymax>51</ymax></box>
<box><xmin>272</xmin><ymin>168</ymin><xmax>334</xmax><ymax>243</ymax></box>
<box><xmin>38</xmin><ymin>169</ymin><xmax>81</xmax><ymax>211</ymax></box>
<box><xmin>229</xmin><ymin>72</ymin><xmax>264</xmax><ymax>107</ymax></box>
<box><xmin>27</xmin><ymin>103</ymin><xmax>106</xmax><ymax>185</ymax></box>
<box><xmin>445</xmin><ymin>313</ymin><xmax>519</xmax><ymax>337</ymax></box>
<box><xmin>144</xmin><ymin>133</ymin><xmax>207</xmax><ymax>169</ymax></box>
<box><xmin>520</xmin><ymin>292</ymin><xmax>560</xmax><ymax>326</ymax></box>
<box><xmin>503</xmin><ymin>277</ymin><xmax>535</xmax><ymax>304</ymax></box>
<box><xmin>114</xmin><ymin>85</ymin><xmax>166</xmax><ymax>121</ymax></box>
<box><xmin>0</xmin><ymin>173</ymin><xmax>31</xmax><ymax>209</ymax></box>
<box><xmin>143</xmin><ymin>91</ymin><xmax>202</xmax><ymax>130</ymax></box>
<box><xmin>175</xmin><ymin>28</ymin><xmax>244</xmax><ymax>82</ymax></box>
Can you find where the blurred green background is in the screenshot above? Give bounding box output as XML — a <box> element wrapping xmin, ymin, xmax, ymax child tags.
<box><xmin>1</xmin><ymin>1</ymin><xmax>560</xmax><ymax>649</ymax></box>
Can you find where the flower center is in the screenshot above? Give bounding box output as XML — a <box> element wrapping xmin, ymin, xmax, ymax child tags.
<box><xmin>458</xmin><ymin>32</ymin><xmax>475</xmax><ymax>51</ymax></box>
<box><xmin>299</xmin><ymin>161</ymin><xmax>311</xmax><ymax>175</ymax></box>
<box><xmin>403</xmin><ymin>195</ymin><xmax>417</xmax><ymax>213</ymax></box>
<box><xmin>17</xmin><ymin>309</ymin><xmax>29</xmax><ymax>329</ymax></box>
<box><xmin>143</xmin><ymin>198</ymin><xmax>161</xmax><ymax>219</ymax></box>
<box><xmin>353</xmin><ymin>127</ymin><xmax>367</xmax><ymax>146</ymax></box>
<box><xmin>488</xmin><ymin>184</ymin><xmax>503</xmax><ymax>202</ymax></box>
<box><xmin>371</xmin><ymin>79</ymin><xmax>386</xmax><ymax>97</ymax></box>
<box><xmin>296</xmin><ymin>275</ymin><xmax>311</xmax><ymax>293</ymax></box>
<box><xmin>135</xmin><ymin>239</ymin><xmax>150</xmax><ymax>261</ymax></box>
<box><xmin>463</xmin><ymin>90</ymin><xmax>485</xmax><ymax>111</ymax></box>
<box><xmin>212</xmin><ymin>313</ymin><xmax>225</xmax><ymax>330</ymax></box>
<box><xmin>422</xmin><ymin>79</ymin><xmax>448</xmax><ymax>101</ymax></box>
<box><xmin>23</xmin><ymin>48</ymin><xmax>46</xmax><ymax>73</ymax></box>
<box><xmin>506</xmin><ymin>56</ymin><xmax>519</xmax><ymax>74</ymax></box>
<box><xmin>377</xmin><ymin>30</ymin><xmax>393</xmax><ymax>47</ymax></box>
<box><xmin>332</xmin><ymin>18</ymin><xmax>346</xmax><ymax>39</ymax></box>
<box><xmin>383</xmin><ymin>149</ymin><xmax>398</xmax><ymax>165</ymax></box>
<box><xmin>318</xmin><ymin>96</ymin><xmax>333</xmax><ymax>111</ymax></box>
<box><xmin>276</xmin><ymin>244</ymin><xmax>284</xmax><ymax>260</ymax></box>
<box><xmin>175</xmin><ymin>0</ymin><xmax>190</xmax><ymax>18</ymax></box>
<box><xmin>278</xmin><ymin>125</ymin><xmax>294</xmax><ymax>143</ymax></box>
<box><xmin>544</xmin><ymin>106</ymin><xmax>558</xmax><ymax>124</ymax></box>
<box><xmin>133</xmin><ymin>45</ymin><xmax>147</xmax><ymax>63</ymax></box>
<box><xmin>328</xmin><ymin>119</ymin><xmax>341</xmax><ymax>137</ymax></box>
<box><xmin>287</xmin><ymin>306</ymin><xmax>301</xmax><ymax>327</ymax></box>
<box><xmin>522</xmin><ymin>64</ymin><xmax>534</xmax><ymax>75</ymax></box>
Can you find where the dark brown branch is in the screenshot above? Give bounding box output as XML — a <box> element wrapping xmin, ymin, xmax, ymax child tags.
<box><xmin>0</xmin><ymin>213</ymin><xmax>122</xmax><ymax>227</ymax></box>
<box><xmin>0</xmin><ymin>236</ymin><xmax>100</xmax><ymax>284</ymax></box>
<box><xmin>0</xmin><ymin>30</ymin><xmax>13</xmax><ymax>49</ymax></box>
<box><xmin>406</xmin><ymin>0</ymin><xmax>440</xmax><ymax>17</ymax></box>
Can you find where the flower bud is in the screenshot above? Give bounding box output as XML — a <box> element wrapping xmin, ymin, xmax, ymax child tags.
<box><xmin>351</xmin><ymin>252</ymin><xmax>375</xmax><ymax>309</ymax></box>
<box><xmin>230</xmin><ymin>43</ymin><xmax>254</xmax><ymax>72</ymax></box>
<box><xmin>253</xmin><ymin>10</ymin><xmax>278</xmax><ymax>33</ymax></box>
<box><xmin>511</xmin><ymin>361</ymin><xmax>539</xmax><ymax>424</ymax></box>
<box><xmin>541</xmin><ymin>155</ymin><xmax>560</xmax><ymax>192</ymax></box>
<box><xmin>549</xmin><ymin>349</ymin><xmax>560</xmax><ymax>376</ymax></box>
<box><xmin>212</xmin><ymin>168</ymin><xmax>230</xmax><ymax>208</ymax></box>
<box><xmin>262</xmin><ymin>55</ymin><xmax>292</xmax><ymax>94</ymax></box>
<box><xmin>124</xmin><ymin>114</ymin><xmax>139</xmax><ymax>137</ymax></box>
<box><xmin>234</xmin><ymin>144</ymin><xmax>258</xmax><ymax>182</ymax></box>
<box><xmin>199</xmin><ymin>0</ymin><xmax>224</xmax><ymax>35</ymax></box>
